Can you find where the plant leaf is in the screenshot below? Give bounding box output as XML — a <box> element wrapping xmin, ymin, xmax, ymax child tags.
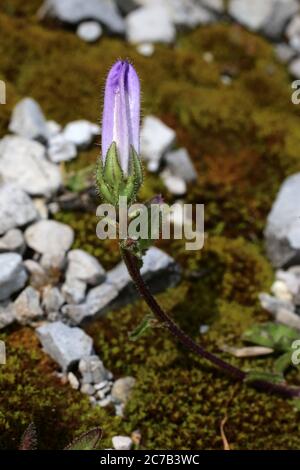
<box><xmin>19</xmin><ymin>422</ymin><xmax>38</xmax><ymax>450</ymax></box>
<box><xmin>65</xmin><ymin>428</ymin><xmax>102</xmax><ymax>450</ymax></box>
<box><xmin>243</xmin><ymin>322</ymin><xmax>299</xmax><ymax>352</ymax></box>
<box><xmin>244</xmin><ymin>370</ymin><xmax>284</xmax><ymax>385</ymax></box>
<box><xmin>273</xmin><ymin>352</ymin><xmax>292</xmax><ymax>375</ymax></box>
<box><xmin>129</xmin><ymin>314</ymin><xmax>156</xmax><ymax>341</ymax></box>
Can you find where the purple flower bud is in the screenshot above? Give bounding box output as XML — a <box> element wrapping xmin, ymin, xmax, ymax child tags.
<box><xmin>102</xmin><ymin>60</ymin><xmax>140</xmax><ymax>176</ymax></box>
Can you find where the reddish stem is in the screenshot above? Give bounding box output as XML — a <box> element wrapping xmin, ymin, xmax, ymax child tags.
<box><xmin>122</xmin><ymin>248</ymin><xmax>300</xmax><ymax>399</ymax></box>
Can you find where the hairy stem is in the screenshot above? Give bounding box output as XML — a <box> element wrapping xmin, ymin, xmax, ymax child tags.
<box><xmin>122</xmin><ymin>247</ymin><xmax>300</xmax><ymax>399</ymax></box>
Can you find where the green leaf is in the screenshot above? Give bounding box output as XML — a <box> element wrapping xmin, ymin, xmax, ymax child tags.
<box><xmin>65</xmin><ymin>428</ymin><xmax>102</xmax><ymax>450</ymax></box>
<box><xmin>273</xmin><ymin>352</ymin><xmax>292</xmax><ymax>375</ymax></box>
<box><xmin>243</xmin><ymin>322</ymin><xmax>299</xmax><ymax>352</ymax></box>
<box><xmin>244</xmin><ymin>370</ymin><xmax>284</xmax><ymax>385</ymax></box>
<box><xmin>129</xmin><ymin>314</ymin><xmax>156</xmax><ymax>341</ymax></box>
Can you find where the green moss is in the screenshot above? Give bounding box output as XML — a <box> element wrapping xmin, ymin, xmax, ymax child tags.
<box><xmin>1</xmin><ymin>6</ymin><xmax>300</xmax><ymax>450</ymax></box>
<box><xmin>0</xmin><ymin>328</ymin><xmax>123</xmax><ymax>450</ymax></box>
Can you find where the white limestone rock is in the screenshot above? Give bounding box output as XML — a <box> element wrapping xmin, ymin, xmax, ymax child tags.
<box><xmin>36</xmin><ymin>321</ymin><xmax>93</xmax><ymax>371</ymax></box>
<box><xmin>0</xmin><ymin>136</ymin><xmax>62</xmax><ymax>196</ymax></box>
<box><xmin>140</xmin><ymin>116</ymin><xmax>176</xmax><ymax>171</ymax></box>
<box><xmin>9</xmin><ymin>97</ymin><xmax>49</xmax><ymax>141</ymax></box>
<box><xmin>0</xmin><ymin>253</ymin><xmax>27</xmax><ymax>301</ymax></box>
<box><xmin>25</xmin><ymin>220</ymin><xmax>74</xmax><ymax>256</ymax></box>
<box><xmin>0</xmin><ymin>183</ymin><xmax>38</xmax><ymax>235</ymax></box>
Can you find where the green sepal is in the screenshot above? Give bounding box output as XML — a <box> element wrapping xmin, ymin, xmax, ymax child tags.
<box><xmin>96</xmin><ymin>159</ymin><xmax>116</xmax><ymax>205</ymax></box>
<box><xmin>96</xmin><ymin>143</ymin><xmax>143</xmax><ymax>206</ymax></box>
<box><xmin>103</xmin><ymin>142</ymin><xmax>123</xmax><ymax>189</ymax></box>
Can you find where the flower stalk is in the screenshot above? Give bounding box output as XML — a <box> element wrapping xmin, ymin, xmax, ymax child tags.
<box><xmin>98</xmin><ymin>60</ymin><xmax>300</xmax><ymax>400</ymax></box>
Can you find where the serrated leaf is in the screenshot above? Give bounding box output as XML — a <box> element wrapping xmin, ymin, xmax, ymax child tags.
<box><xmin>65</xmin><ymin>428</ymin><xmax>102</xmax><ymax>450</ymax></box>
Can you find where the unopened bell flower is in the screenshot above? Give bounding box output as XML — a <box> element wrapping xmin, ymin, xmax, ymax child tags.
<box><xmin>97</xmin><ymin>60</ymin><xmax>143</xmax><ymax>206</ymax></box>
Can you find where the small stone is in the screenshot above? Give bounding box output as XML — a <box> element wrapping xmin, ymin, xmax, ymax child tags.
<box><xmin>46</xmin><ymin>120</ymin><xmax>62</xmax><ymax>138</ymax></box>
<box><xmin>259</xmin><ymin>292</ymin><xmax>295</xmax><ymax>314</ymax></box>
<box><xmin>112</xmin><ymin>436</ymin><xmax>133</xmax><ymax>451</ymax></box>
<box><xmin>136</xmin><ymin>43</ymin><xmax>154</xmax><ymax>57</ymax></box>
<box><xmin>42</xmin><ymin>286</ymin><xmax>65</xmax><ymax>314</ymax></box>
<box><xmin>287</xmin><ymin>14</ymin><xmax>300</xmax><ymax>51</ymax></box>
<box><xmin>25</xmin><ymin>220</ymin><xmax>74</xmax><ymax>256</ymax></box>
<box><xmin>276</xmin><ymin>307</ymin><xmax>300</xmax><ymax>330</ymax></box>
<box><xmin>33</xmin><ymin>198</ymin><xmax>49</xmax><ymax>220</ymax></box>
<box><xmin>259</xmin><ymin>292</ymin><xmax>300</xmax><ymax>330</ymax></box>
<box><xmin>140</xmin><ymin>116</ymin><xmax>176</xmax><ymax>171</ymax></box>
<box><xmin>165</xmin><ymin>148</ymin><xmax>197</xmax><ymax>183</ymax></box>
<box><xmin>265</xmin><ymin>173</ymin><xmax>300</xmax><ymax>267</ymax></box>
<box><xmin>98</xmin><ymin>395</ymin><xmax>112</xmax><ymax>407</ymax></box>
<box><xmin>161</xmin><ymin>169</ymin><xmax>187</xmax><ymax>195</ymax></box>
<box><xmin>159</xmin><ymin>0</ymin><xmax>216</xmax><ymax>28</ymax></box>
<box><xmin>0</xmin><ymin>136</ymin><xmax>62</xmax><ymax>197</ymax></box>
<box><xmin>96</xmin><ymin>385</ymin><xmax>111</xmax><ymax>400</ymax></box>
<box><xmin>68</xmin><ymin>371</ymin><xmax>79</xmax><ymax>390</ymax></box>
<box><xmin>79</xmin><ymin>355</ymin><xmax>109</xmax><ymax>384</ymax></box>
<box><xmin>48</xmin><ymin>134</ymin><xmax>77</xmax><ymax>163</ymax></box>
<box><xmin>24</xmin><ymin>259</ymin><xmax>48</xmax><ymax>289</ymax></box>
<box><xmin>111</xmin><ymin>376</ymin><xmax>136</xmax><ymax>404</ymax></box>
<box><xmin>86</xmin><ymin>282</ymin><xmax>119</xmax><ymax>315</ymax></box>
<box><xmin>80</xmin><ymin>383</ymin><xmax>95</xmax><ymax>395</ymax></box>
<box><xmin>0</xmin><ymin>302</ymin><xmax>15</xmax><ymax>330</ymax></box>
<box><xmin>94</xmin><ymin>380</ymin><xmax>109</xmax><ymax>391</ymax></box>
<box><xmin>41</xmin><ymin>0</ymin><xmax>125</xmax><ymax>34</ymax></box>
<box><xmin>9</xmin><ymin>97</ymin><xmax>49</xmax><ymax>142</ymax></box>
<box><xmin>126</xmin><ymin>4</ymin><xmax>176</xmax><ymax>44</ymax></box>
<box><xmin>271</xmin><ymin>280</ymin><xmax>293</xmax><ymax>302</ymax></box>
<box><xmin>36</xmin><ymin>321</ymin><xmax>93</xmax><ymax>371</ymax></box>
<box><xmin>63</xmin><ymin>120</ymin><xmax>100</xmax><ymax>149</ymax></box>
<box><xmin>115</xmin><ymin>403</ymin><xmax>125</xmax><ymax>417</ymax></box>
<box><xmin>276</xmin><ymin>270</ymin><xmax>299</xmax><ymax>296</ymax></box>
<box><xmin>275</xmin><ymin>43</ymin><xmax>295</xmax><ymax>64</ymax></box>
<box><xmin>203</xmin><ymin>51</ymin><xmax>214</xmax><ymax>63</ymax></box>
<box><xmin>66</xmin><ymin>249</ymin><xmax>106</xmax><ymax>285</ymax></box>
<box><xmin>40</xmin><ymin>251</ymin><xmax>67</xmax><ymax>272</ymax></box>
<box><xmin>289</xmin><ymin>57</ymin><xmax>300</xmax><ymax>78</ymax></box>
<box><xmin>0</xmin><ymin>253</ymin><xmax>27</xmax><ymax>301</ymax></box>
<box><xmin>0</xmin><ymin>229</ymin><xmax>25</xmax><ymax>254</ymax></box>
<box><xmin>47</xmin><ymin>202</ymin><xmax>60</xmax><ymax>215</ymax></box>
<box><xmin>229</xmin><ymin>0</ymin><xmax>274</xmax><ymax>31</ymax></box>
<box><xmin>77</xmin><ymin>21</ymin><xmax>102</xmax><ymax>42</ymax></box>
<box><xmin>220</xmin><ymin>74</ymin><xmax>232</xmax><ymax>86</ymax></box>
<box><xmin>199</xmin><ymin>324</ymin><xmax>209</xmax><ymax>334</ymax></box>
<box><xmin>0</xmin><ymin>183</ymin><xmax>38</xmax><ymax>235</ymax></box>
<box><xmin>200</xmin><ymin>0</ymin><xmax>224</xmax><ymax>13</ymax></box>
<box><xmin>14</xmin><ymin>286</ymin><xmax>43</xmax><ymax>325</ymax></box>
<box><xmin>62</xmin><ymin>277</ymin><xmax>86</xmax><ymax>304</ymax></box>
<box><xmin>263</xmin><ymin>0</ymin><xmax>299</xmax><ymax>40</ymax></box>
